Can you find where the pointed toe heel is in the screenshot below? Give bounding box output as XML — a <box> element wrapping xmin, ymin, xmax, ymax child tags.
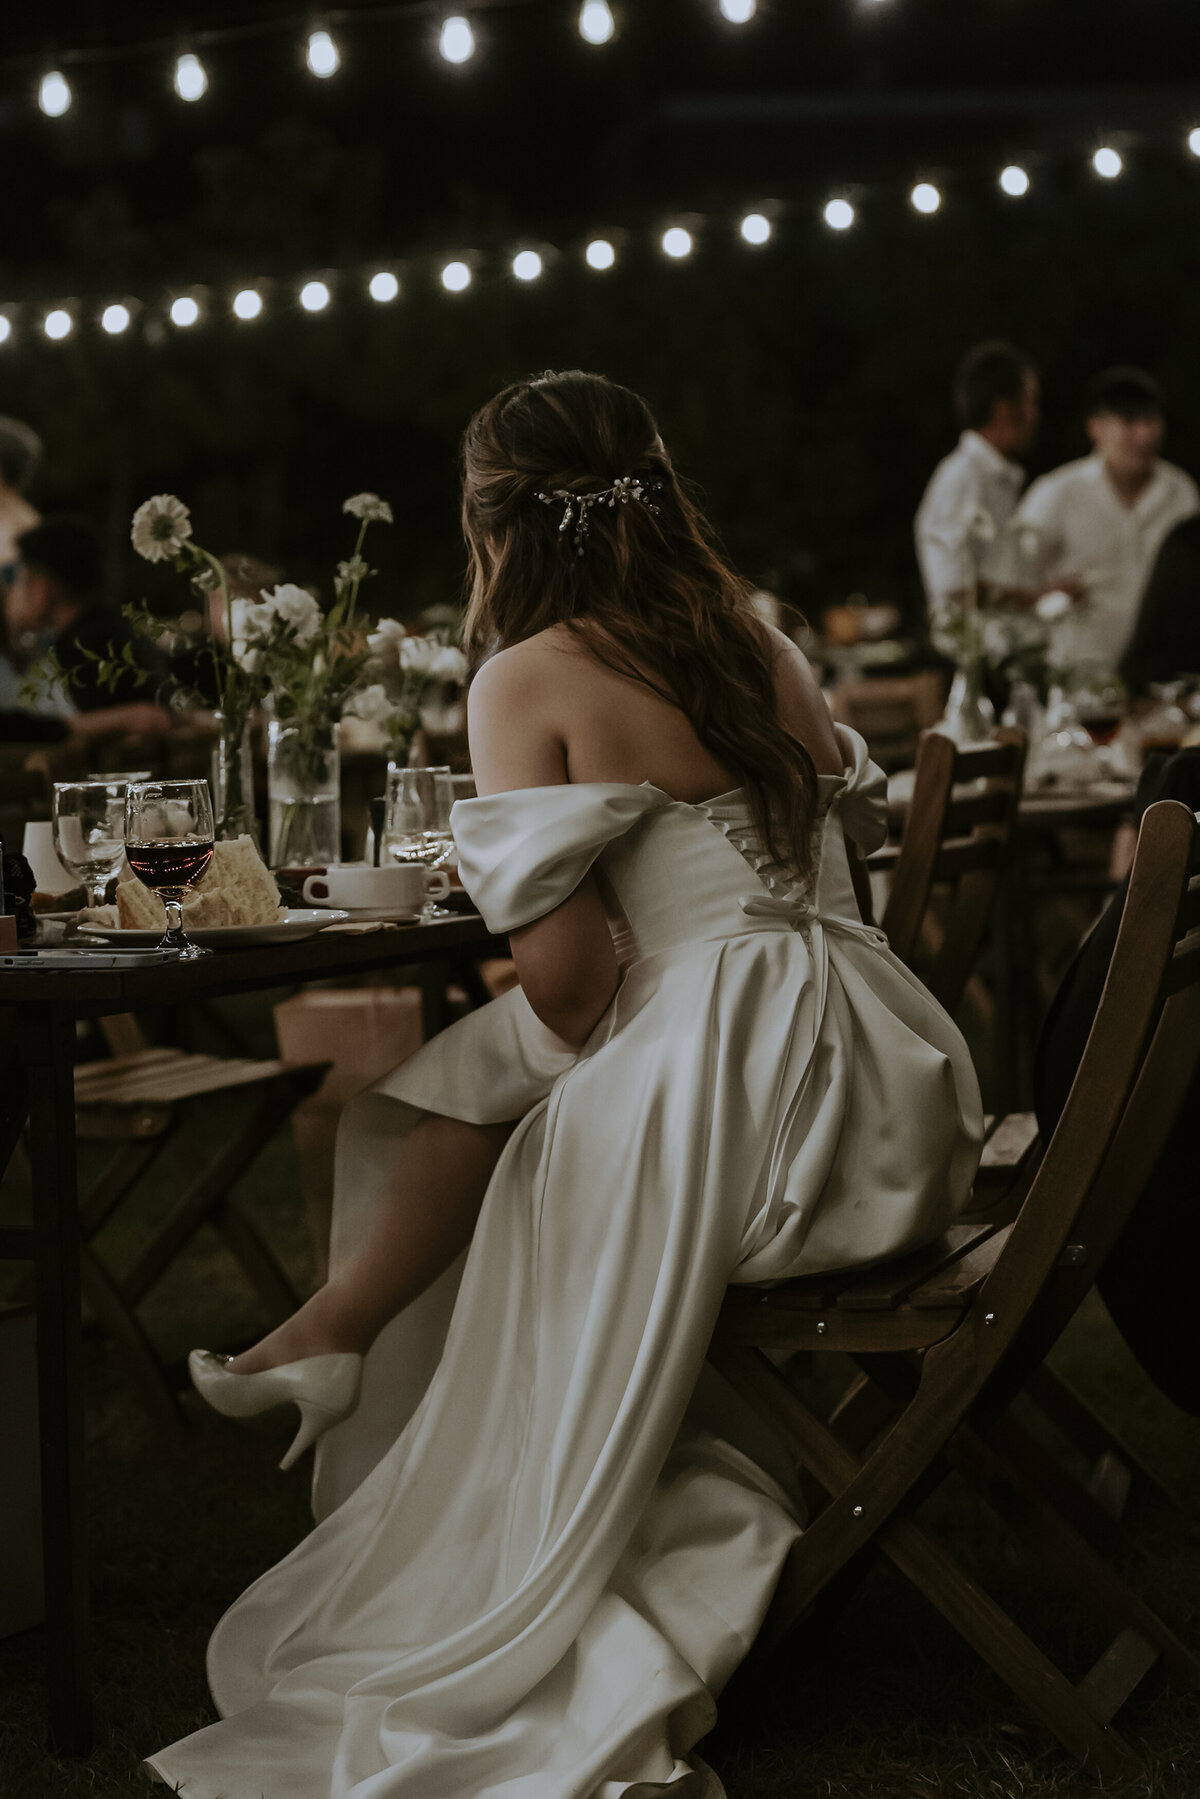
<box><xmin>188</xmin><ymin>1349</ymin><xmax>363</xmax><ymax>1469</ymax></box>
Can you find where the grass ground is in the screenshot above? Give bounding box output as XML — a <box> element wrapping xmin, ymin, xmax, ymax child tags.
<box><xmin>1</xmin><ymin>997</ymin><xmax>1197</xmax><ymax>1798</ymax></box>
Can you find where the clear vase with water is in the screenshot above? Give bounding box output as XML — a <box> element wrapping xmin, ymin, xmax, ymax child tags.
<box><xmin>267</xmin><ymin>718</ymin><xmax>341</xmax><ymax>869</ymax></box>
<box><xmin>940</xmin><ymin>655</ymin><xmax>996</xmax><ymax>746</ymax></box>
<box><xmin>211</xmin><ymin>712</ymin><xmax>259</xmax><ymax>846</ymax></box>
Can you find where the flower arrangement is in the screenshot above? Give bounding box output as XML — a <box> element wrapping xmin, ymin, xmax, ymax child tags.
<box><xmin>345</xmin><ymin>620</ymin><xmax>469</xmax><ymax>766</ymax></box>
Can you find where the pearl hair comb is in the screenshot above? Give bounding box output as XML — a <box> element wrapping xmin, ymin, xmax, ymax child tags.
<box><xmin>536</xmin><ymin>474</ymin><xmax>664</xmax><ymax>557</ymax></box>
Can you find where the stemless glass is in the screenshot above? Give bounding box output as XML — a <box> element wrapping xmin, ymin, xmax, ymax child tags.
<box><xmin>382</xmin><ymin>766</ymin><xmax>454</xmax><ymax>917</ymax></box>
<box><xmin>124</xmin><ymin>779</ymin><xmax>216</xmax><ymax>958</ymax></box>
<box><xmin>52</xmin><ymin>780</ymin><xmax>130</xmax><ymax>909</ymax></box>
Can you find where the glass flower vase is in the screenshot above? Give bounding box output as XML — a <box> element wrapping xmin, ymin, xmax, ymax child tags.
<box><xmin>267</xmin><ymin>719</ymin><xmax>341</xmax><ymax>870</ymax></box>
<box><xmin>211</xmin><ymin>712</ymin><xmax>259</xmax><ymax>846</ymax></box>
<box><xmin>940</xmin><ymin>654</ymin><xmax>996</xmax><ymax>746</ymax></box>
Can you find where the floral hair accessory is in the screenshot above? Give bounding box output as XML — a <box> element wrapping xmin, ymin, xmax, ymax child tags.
<box><xmin>536</xmin><ymin>474</ymin><xmax>663</xmax><ymax>557</ymax></box>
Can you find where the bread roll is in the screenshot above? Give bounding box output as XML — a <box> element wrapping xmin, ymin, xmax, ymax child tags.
<box><xmin>116</xmin><ymin>836</ymin><xmax>281</xmax><ymax>929</ymax></box>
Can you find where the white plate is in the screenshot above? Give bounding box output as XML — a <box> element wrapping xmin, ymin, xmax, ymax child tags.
<box><xmin>308</xmin><ymin>905</ymin><xmax>422</xmax><ymax>924</ymax></box>
<box><xmin>80</xmin><ymin>908</ymin><xmax>351</xmax><ymax>947</ymax></box>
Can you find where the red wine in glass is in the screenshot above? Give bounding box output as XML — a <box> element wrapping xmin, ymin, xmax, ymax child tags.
<box><xmin>1079</xmin><ymin>710</ymin><xmax>1122</xmax><ymax>747</ymax></box>
<box><xmin>126</xmin><ymin>841</ymin><xmax>214</xmax><ymax>889</ymax></box>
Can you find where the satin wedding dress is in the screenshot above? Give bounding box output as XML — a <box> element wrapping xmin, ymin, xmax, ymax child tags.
<box><xmin>149</xmin><ymin>725</ymin><xmax>982</xmax><ymax>1799</ymax></box>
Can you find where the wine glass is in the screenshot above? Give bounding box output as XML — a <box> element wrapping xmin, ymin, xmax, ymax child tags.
<box><xmin>123</xmin><ymin>779</ymin><xmax>216</xmax><ymax>958</ymax></box>
<box><xmin>1072</xmin><ymin>667</ymin><xmax>1127</xmax><ymax>771</ymax></box>
<box><xmin>382</xmin><ymin>766</ymin><xmax>454</xmax><ymax>917</ymax></box>
<box><xmin>52</xmin><ymin>780</ymin><xmax>130</xmax><ymax>910</ymax></box>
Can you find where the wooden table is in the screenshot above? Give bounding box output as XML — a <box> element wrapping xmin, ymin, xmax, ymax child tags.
<box><xmin>0</xmin><ymin>913</ymin><xmax>495</xmax><ymax>1754</ymax></box>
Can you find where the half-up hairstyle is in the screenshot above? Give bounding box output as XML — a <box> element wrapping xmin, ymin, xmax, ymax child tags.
<box><xmin>461</xmin><ymin>370</ymin><xmax>820</xmax><ymax>882</ymax></box>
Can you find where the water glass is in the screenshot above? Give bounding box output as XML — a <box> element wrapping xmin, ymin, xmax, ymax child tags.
<box><xmin>124</xmin><ymin>778</ymin><xmax>216</xmax><ymax>958</ymax></box>
<box><xmin>52</xmin><ymin>780</ymin><xmax>130</xmax><ymax>909</ymax></box>
<box><xmin>382</xmin><ymin>766</ymin><xmax>454</xmax><ymax>916</ymax></box>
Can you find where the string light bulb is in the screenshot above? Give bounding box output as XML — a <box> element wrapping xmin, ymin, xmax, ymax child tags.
<box><xmin>0</xmin><ymin>318</ymin><xmax>11</xmax><ymax>346</ymax></box>
<box><xmin>1188</xmin><ymin>127</ymin><xmax>1200</xmax><ymax>157</ymax></box>
<box><xmin>512</xmin><ymin>250</ymin><xmax>543</xmax><ymax>281</ymax></box>
<box><xmin>368</xmin><ymin>271</ymin><xmax>400</xmax><ymax>302</ymax></box>
<box><xmin>441</xmin><ymin>261</ymin><xmax>472</xmax><ymax>291</ymax></box>
<box><xmin>39</xmin><ymin>71</ymin><xmax>72</xmax><ymax>117</ymax></box>
<box><xmin>233</xmin><ymin>288</ymin><xmax>263</xmax><ymax>320</ymax></box>
<box><xmin>999</xmin><ymin>165</ymin><xmax>1030</xmax><ymax>197</ymax></box>
<box><xmin>1093</xmin><ymin>146</ymin><xmax>1123</xmax><ymax>178</ymax></box>
<box><xmin>439</xmin><ymin>16</ymin><xmax>475</xmax><ymax>63</ymax></box>
<box><xmin>586</xmin><ymin>238</ymin><xmax>616</xmax><ymax>269</ymax></box>
<box><xmin>740</xmin><ymin>212</ymin><xmax>771</xmax><ymax>245</ymax></box>
<box><xmin>910</xmin><ymin>182</ymin><xmax>942</xmax><ymax>214</ymax></box>
<box><xmin>173</xmin><ymin>52</ymin><xmax>208</xmax><ymax>101</ymax></box>
<box><xmin>719</xmin><ymin>0</ymin><xmax>756</xmax><ymax>21</ymax></box>
<box><xmin>306</xmin><ymin>29</ymin><xmax>340</xmax><ymax>77</ymax></box>
<box><xmin>662</xmin><ymin>226</ymin><xmax>693</xmax><ymax>258</ymax></box>
<box><xmin>170</xmin><ymin>296</ymin><xmax>200</xmax><ymax>328</ymax></box>
<box><xmin>44</xmin><ymin>310</ymin><xmax>72</xmax><ymax>341</ymax></box>
<box><xmin>300</xmin><ymin>280</ymin><xmax>331</xmax><ymax>312</ymax></box>
<box><xmin>823</xmin><ymin>198</ymin><xmax>855</xmax><ymax>231</ymax></box>
<box><xmin>101</xmin><ymin>303</ymin><xmax>131</xmax><ymax>335</ymax></box>
<box><xmin>579</xmin><ymin>1</ymin><xmax>615</xmax><ymax>44</ymax></box>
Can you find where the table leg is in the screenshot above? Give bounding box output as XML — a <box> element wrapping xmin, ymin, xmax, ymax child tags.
<box><xmin>23</xmin><ymin>1001</ymin><xmax>92</xmax><ymax>1755</ymax></box>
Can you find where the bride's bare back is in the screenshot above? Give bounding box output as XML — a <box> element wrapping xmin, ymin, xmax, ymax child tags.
<box><xmin>469</xmin><ymin>620</ymin><xmax>843</xmax><ymax>801</ymax></box>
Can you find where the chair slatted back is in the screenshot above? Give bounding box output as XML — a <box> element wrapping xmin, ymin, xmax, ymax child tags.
<box><xmin>880</xmin><ymin>728</ymin><xmax>1026</xmax><ymax>1014</ymax></box>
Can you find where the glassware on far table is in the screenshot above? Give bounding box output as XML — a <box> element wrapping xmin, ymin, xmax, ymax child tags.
<box><xmin>1138</xmin><ymin>682</ymin><xmax>1191</xmax><ymax>757</ymax></box>
<box><xmin>52</xmin><ymin>780</ymin><xmax>132</xmax><ymax>909</ymax></box>
<box><xmin>123</xmin><ymin>778</ymin><xmax>216</xmax><ymax>958</ymax></box>
<box><xmin>382</xmin><ymin>766</ymin><xmax>454</xmax><ymax>918</ymax></box>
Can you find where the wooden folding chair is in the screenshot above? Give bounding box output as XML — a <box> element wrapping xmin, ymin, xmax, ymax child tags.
<box><xmin>870</xmin><ymin>728</ymin><xmax>1026</xmax><ymax>1016</ymax></box>
<box><xmin>710</xmin><ymin>799</ymin><xmax>1200</xmax><ymax>1781</ymax></box>
<box><xmin>66</xmin><ymin>1015</ymin><xmax>328</xmax><ymax>1431</ymax></box>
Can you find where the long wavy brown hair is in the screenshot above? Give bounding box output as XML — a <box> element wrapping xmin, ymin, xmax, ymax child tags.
<box><xmin>461</xmin><ymin>370</ymin><xmax>819</xmax><ymax>879</ymax></box>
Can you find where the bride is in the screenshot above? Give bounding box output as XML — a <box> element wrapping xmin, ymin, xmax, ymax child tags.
<box><xmin>149</xmin><ymin>370</ymin><xmax>982</xmax><ymax>1798</ymax></box>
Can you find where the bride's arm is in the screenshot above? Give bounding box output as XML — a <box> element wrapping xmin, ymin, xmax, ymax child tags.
<box><xmin>467</xmin><ymin>649</ymin><xmax>620</xmax><ymax>1049</ymax></box>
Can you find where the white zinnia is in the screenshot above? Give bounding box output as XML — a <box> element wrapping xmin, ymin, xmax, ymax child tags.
<box><xmin>260</xmin><ymin>583</ymin><xmax>322</xmax><ymax>646</ymax></box>
<box><xmin>398</xmin><ymin>635</ymin><xmax>442</xmax><ymax>676</ymax></box>
<box><xmin>131</xmin><ymin>494</ymin><xmax>193</xmax><ymax>562</ymax></box>
<box><xmin>343</xmin><ymin>492</ymin><xmax>394</xmax><ymax>524</ymax></box>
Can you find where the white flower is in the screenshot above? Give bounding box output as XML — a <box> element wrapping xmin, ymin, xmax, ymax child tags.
<box><xmin>1035</xmin><ymin>589</ymin><xmax>1073</xmax><ymax>623</ymax></box>
<box><xmin>230</xmin><ymin>597</ymin><xmax>274</xmax><ymax>643</ymax></box>
<box><xmin>367</xmin><ymin>616</ymin><xmax>408</xmax><ymax>656</ymax></box>
<box><xmin>429</xmin><ymin>644</ymin><xmax>469</xmax><ymax>683</ymax></box>
<box><xmin>337</xmin><ymin>554</ymin><xmax>369</xmax><ymax>585</ymax></box>
<box><xmin>398</xmin><ymin>635</ymin><xmax>442</xmax><ymax>676</ymax></box>
<box><xmin>260</xmin><ymin>582</ymin><xmax>322</xmax><ymax>647</ymax></box>
<box><xmin>233</xmin><ymin>645</ymin><xmax>263</xmax><ymax>674</ymax></box>
<box><xmin>345</xmin><ymin>682</ymin><xmax>395</xmax><ymax>726</ymax></box>
<box><xmin>343</xmin><ymin>493</ymin><xmax>394</xmax><ymax>524</ymax></box>
<box><xmin>131</xmin><ymin>494</ymin><xmax>193</xmax><ymax>562</ymax></box>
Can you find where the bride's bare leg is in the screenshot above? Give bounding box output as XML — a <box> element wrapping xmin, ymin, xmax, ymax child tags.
<box><xmin>230</xmin><ymin>1113</ymin><xmax>516</xmax><ymax>1374</ymax></box>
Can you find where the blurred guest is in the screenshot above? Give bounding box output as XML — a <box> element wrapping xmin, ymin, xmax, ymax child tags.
<box><xmin>1118</xmin><ymin>514</ymin><xmax>1200</xmax><ymax>693</ymax></box>
<box><xmin>915</xmin><ymin>341</ymin><xmax>1041</xmax><ymax>655</ymax></box>
<box><xmin>0</xmin><ymin>415</ymin><xmax>42</xmax><ymax>577</ymax></box>
<box><xmin>1016</xmin><ymin>367</ymin><xmax>1199</xmax><ymax>670</ymax></box>
<box><xmin>6</xmin><ymin>515</ymin><xmax>170</xmax><ymax>734</ymax></box>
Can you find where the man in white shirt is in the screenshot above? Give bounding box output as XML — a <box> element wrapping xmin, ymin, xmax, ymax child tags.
<box><xmin>1015</xmin><ymin>368</ymin><xmax>1199</xmax><ymax>671</ymax></box>
<box><xmin>915</xmin><ymin>341</ymin><xmax>1040</xmax><ymax>657</ymax></box>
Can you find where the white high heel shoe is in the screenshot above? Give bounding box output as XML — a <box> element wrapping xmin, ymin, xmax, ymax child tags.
<box><xmin>188</xmin><ymin>1349</ymin><xmax>364</xmax><ymax>1471</ymax></box>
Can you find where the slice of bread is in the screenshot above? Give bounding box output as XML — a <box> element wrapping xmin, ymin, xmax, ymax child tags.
<box><xmin>116</xmin><ymin>836</ymin><xmax>281</xmax><ymax>929</ymax></box>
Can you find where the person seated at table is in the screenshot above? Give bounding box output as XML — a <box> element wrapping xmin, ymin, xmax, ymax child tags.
<box><xmin>153</xmin><ymin>370</ymin><xmax>984</xmax><ymax>1799</ymax></box>
<box><xmin>5</xmin><ymin>515</ymin><xmax>171</xmax><ymax>738</ymax></box>
<box><xmin>1016</xmin><ymin>367</ymin><xmax>1199</xmax><ymax>671</ymax></box>
<box><xmin>1118</xmin><ymin>513</ymin><xmax>1200</xmax><ymax>693</ymax></box>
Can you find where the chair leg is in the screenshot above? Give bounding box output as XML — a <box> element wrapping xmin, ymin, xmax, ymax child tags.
<box><xmin>78</xmin><ymin>1243</ymin><xmax>184</xmax><ymax>1435</ymax></box>
<box><xmin>121</xmin><ymin>1077</ymin><xmax>308</xmax><ymax>1323</ymax></box>
<box><xmin>877</xmin><ymin>1509</ymin><xmax>1144</xmax><ymax>1784</ymax></box>
<box><xmin>1025</xmin><ymin>1367</ymin><xmax>1178</xmax><ymax>1519</ymax></box>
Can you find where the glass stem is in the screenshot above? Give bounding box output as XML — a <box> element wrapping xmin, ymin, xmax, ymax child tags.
<box><xmin>161</xmin><ymin>890</ymin><xmax>185</xmax><ymax>949</ymax></box>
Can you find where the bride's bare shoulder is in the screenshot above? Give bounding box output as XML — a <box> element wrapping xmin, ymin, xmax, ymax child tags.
<box><xmin>761</xmin><ymin>625</ymin><xmax>843</xmax><ymax>774</ymax></box>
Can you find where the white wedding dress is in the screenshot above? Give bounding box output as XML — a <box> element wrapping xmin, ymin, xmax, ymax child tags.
<box><xmin>148</xmin><ymin>725</ymin><xmax>982</xmax><ymax>1799</ymax></box>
